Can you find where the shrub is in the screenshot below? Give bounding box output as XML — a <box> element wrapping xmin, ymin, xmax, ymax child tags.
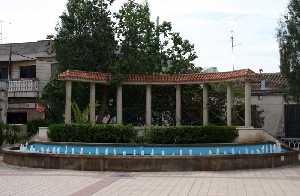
<box><xmin>48</xmin><ymin>124</ymin><xmax>137</xmax><ymax>143</ymax></box>
<box><xmin>0</xmin><ymin>123</ymin><xmax>21</xmax><ymax>146</ymax></box>
<box><xmin>27</xmin><ymin>120</ymin><xmax>49</xmax><ymax>138</ymax></box>
<box><xmin>145</xmin><ymin>126</ymin><xmax>238</xmax><ymax>144</ymax></box>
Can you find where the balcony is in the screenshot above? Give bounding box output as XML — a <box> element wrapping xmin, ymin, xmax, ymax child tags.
<box><xmin>0</xmin><ymin>80</ymin><xmax>39</xmax><ymax>97</ymax></box>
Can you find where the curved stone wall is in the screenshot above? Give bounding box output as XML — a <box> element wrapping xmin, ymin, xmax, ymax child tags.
<box><xmin>2</xmin><ymin>146</ymin><xmax>300</xmax><ymax>171</ymax></box>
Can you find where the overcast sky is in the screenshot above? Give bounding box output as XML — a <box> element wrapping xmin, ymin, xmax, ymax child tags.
<box><xmin>0</xmin><ymin>0</ymin><xmax>290</xmax><ymax>73</ymax></box>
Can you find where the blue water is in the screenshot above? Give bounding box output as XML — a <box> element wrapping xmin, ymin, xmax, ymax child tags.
<box><xmin>23</xmin><ymin>143</ymin><xmax>287</xmax><ymax>156</ymax></box>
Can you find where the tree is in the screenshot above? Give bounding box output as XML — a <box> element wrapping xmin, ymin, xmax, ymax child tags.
<box><xmin>43</xmin><ymin>0</ymin><xmax>117</xmax><ymax>122</ymax></box>
<box><xmin>55</xmin><ymin>0</ymin><xmax>116</xmax><ymax>72</ymax></box>
<box><xmin>115</xmin><ymin>0</ymin><xmax>197</xmax><ymax>74</ymax></box>
<box><xmin>277</xmin><ymin>0</ymin><xmax>300</xmax><ymax>102</ymax></box>
<box><xmin>114</xmin><ymin>0</ymin><xmax>199</xmax><ymax>125</ymax></box>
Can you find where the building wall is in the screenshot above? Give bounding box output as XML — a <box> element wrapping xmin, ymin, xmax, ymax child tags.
<box><xmin>251</xmin><ymin>95</ymin><xmax>285</xmax><ymax>137</ymax></box>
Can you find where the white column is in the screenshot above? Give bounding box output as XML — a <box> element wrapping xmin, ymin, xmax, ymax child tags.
<box><xmin>226</xmin><ymin>84</ymin><xmax>232</xmax><ymax>126</ymax></box>
<box><xmin>176</xmin><ymin>84</ymin><xmax>182</xmax><ymax>126</ymax></box>
<box><xmin>65</xmin><ymin>81</ymin><xmax>72</xmax><ymax>124</ymax></box>
<box><xmin>116</xmin><ymin>85</ymin><xmax>123</xmax><ymax>124</ymax></box>
<box><xmin>90</xmin><ymin>82</ymin><xmax>96</xmax><ymax>124</ymax></box>
<box><xmin>146</xmin><ymin>85</ymin><xmax>152</xmax><ymax>126</ymax></box>
<box><xmin>203</xmin><ymin>84</ymin><xmax>208</xmax><ymax>126</ymax></box>
<box><xmin>245</xmin><ymin>81</ymin><xmax>251</xmax><ymax>127</ymax></box>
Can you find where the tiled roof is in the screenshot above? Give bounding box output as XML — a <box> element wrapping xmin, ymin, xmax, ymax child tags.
<box><xmin>59</xmin><ymin>69</ymin><xmax>256</xmax><ymax>84</ymax></box>
<box><xmin>252</xmin><ymin>73</ymin><xmax>288</xmax><ymax>90</ymax></box>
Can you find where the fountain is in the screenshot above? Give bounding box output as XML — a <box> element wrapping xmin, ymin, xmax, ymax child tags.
<box><xmin>141</xmin><ymin>150</ymin><xmax>144</xmax><ymax>156</ymax></box>
<box><xmin>105</xmin><ymin>148</ymin><xmax>109</xmax><ymax>155</ymax></box>
<box><xmin>133</xmin><ymin>149</ymin><xmax>136</xmax><ymax>156</ymax></box>
<box><xmin>179</xmin><ymin>149</ymin><xmax>183</xmax><ymax>156</ymax></box>
<box><xmin>80</xmin><ymin>147</ymin><xmax>84</xmax><ymax>155</ymax></box>
<box><xmin>113</xmin><ymin>148</ymin><xmax>117</xmax><ymax>156</ymax></box>
<box><xmin>216</xmin><ymin>148</ymin><xmax>220</xmax><ymax>155</ymax></box>
<box><xmin>151</xmin><ymin>149</ymin><xmax>154</xmax><ymax>156</ymax></box>
<box><xmin>71</xmin><ymin>148</ymin><xmax>75</xmax><ymax>154</ymax></box>
<box><xmin>95</xmin><ymin>148</ymin><xmax>99</xmax><ymax>155</ymax></box>
<box><xmin>122</xmin><ymin>151</ymin><xmax>126</xmax><ymax>156</ymax></box>
<box><xmin>189</xmin><ymin>149</ymin><xmax>193</xmax><ymax>156</ymax></box>
<box><xmin>161</xmin><ymin>150</ymin><xmax>165</xmax><ymax>156</ymax></box>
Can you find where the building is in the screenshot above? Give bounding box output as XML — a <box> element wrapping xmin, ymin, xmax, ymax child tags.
<box><xmin>251</xmin><ymin>73</ymin><xmax>290</xmax><ymax>137</ymax></box>
<box><xmin>0</xmin><ymin>40</ymin><xmax>56</xmax><ymax>124</ymax></box>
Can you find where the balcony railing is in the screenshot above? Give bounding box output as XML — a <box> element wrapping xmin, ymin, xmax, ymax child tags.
<box><xmin>0</xmin><ymin>80</ymin><xmax>39</xmax><ymax>97</ymax></box>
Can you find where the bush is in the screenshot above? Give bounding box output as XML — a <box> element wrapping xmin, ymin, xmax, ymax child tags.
<box><xmin>27</xmin><ymin>120</ymin><xmax>49</xmax><ymax>138</ymax></box>
<box><xmin>48</xmin><ymin>124</ymin><xmax>137</xmax><ymax>143</ymax></box>
<box><xmin>0</xmin><ymin>123</ymin><xmax>21</xmax><ymax>146</ymax></box>
<box><xmin>145</xmin><ymin>126</ymin><xmax>238</xmax><ymax>144</ymax></box>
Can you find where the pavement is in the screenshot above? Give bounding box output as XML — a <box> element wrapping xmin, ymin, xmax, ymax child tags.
<box><xmin>1</xmin><ymin>156</ymin><xmax>300</xmax><ymax>196</ymax></box>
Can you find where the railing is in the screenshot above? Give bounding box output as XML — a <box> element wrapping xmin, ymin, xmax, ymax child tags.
<box><xmin>281</xmin><ymin>138</ymin><xmax>300</xmax><ymax>150</ymax></box>
<box><xmin>0</xmin><ymin>80</ymin><xmax>39</xmax><ymax>97</ymax></box>
<box><xmin>8</xmin><ymin>80</ymin><xmax>39</xmax><ymax>92</ymax></box>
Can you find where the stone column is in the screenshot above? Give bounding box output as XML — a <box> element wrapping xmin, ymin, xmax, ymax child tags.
<box><xmin>65</xmin><ymin>81</ymin><xmax>72</xmax><ymax>124</ymax></box>
<box><xmin>245</xmin><ymin>81</ymin><xmax>251</xmax><ymax>127</ymax></box>
<box><xmin>90</xmin><ymin>82</ymin><xmax>96</xmax><ymax>124</ymax></box>
<box><xmin>203</xmin><ymin>84</ymin><xmax>208</xmax><ymax>126</ymax></box>
<box><xmin>116</xmin><ymin>85</ymin><xmax>123</xmax><ymax>124</ymax></box>
<box><xmin>146</xmin><ymin>85</ymin><xmax>152</xmax><ymax>126</ymax></box>
<box><xmin>176</xmin><ymin>84</ymin><xmax>182</xmax><ymax>126</ymax></box>
<box><xmin>226</xmin><ymin>84</ymin><xmax>232</xmax><ymax>126</ymax></box>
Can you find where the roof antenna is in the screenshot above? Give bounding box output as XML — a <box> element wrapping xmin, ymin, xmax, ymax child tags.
<box><xmin>230</xmin><ymin>30</ymin><xmax>241</xmax><ymax>71</ymax></box>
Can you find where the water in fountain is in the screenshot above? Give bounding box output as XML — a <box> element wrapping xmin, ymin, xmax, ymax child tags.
<box><xmin>179</xmin><ymin>149</ymin><xmax>183</xmax><ymax>156</ymax></box>
<box><xmin>231</xmin><ymin>148</ymin><xmax>235</xmax><ymax>155</ymax></box>
<box><xmin>251</xmin><ymin>150</ymin><xmax>254</xmax><ymax>154</ymax></box>
<box><xmin>223</xmin><ymin>150</ymin><xmax>227</xmax><ymax>155</ymax></box>
<box><xmin>57</xmin><ymin>147</ymin><xmax>60</xmax><ymax>154</ymax></box>
<box><xmin>141</xmin><ymin>150</ymin><xmax>145</xmax><ymax>156</ymax></box>
<box><xmin>209</xmin><ymin>150</ymin><xmax>212</xmax><ymax>155</ymax></box>
<box><xmin>113</xmin><ymin>148</ymin><xmax>117</xmax><ymax>156</ymax></box>
<box><xmin>64</xmin><ymin>146</ymin><xmax>68</xmax><ymax>154</ymax></box>
<box><xmin>46</xmin><ymin>147</ymin><xmax>50</xmax><ymax>154</ymax></box>
<box><xmin>105</xmin><ymin>148</ymin><xmax>109</xmax><ymax>155</ymax></box>
<box><xmin>89</xmin><ymin>152</ymin><xmax>91</xmax><ymax>155</ymax></box>
<box><xmin>162</xmin><ymin>150</ymin><xmax>165</xmax><ymax>156</ymax></box>
<box><xmin>52</xmin><ymin>147</ymin><xmax>56</xmax><ymax>154</ymax></box>
<box><xmin>151</xmin><ymin>149</ymin><xmax>154</xmax><ymax>156</ymax></box>
<box><xmin>245</xmin><ymin>148</ymin><xmax>249</xmax><ymax>154</ymax></box>
<box><xmin>133</xmin><ymin>149</ymin><xmax>136</xmax><ymax>156</ymax></box>
<box><xmin>216</xmin><ymin>148</ymin><xmax>220</xmax><ymax>155</ymax></box>
<box><xmin>122</xmin><ymin>151</ymin><xmax>126</xmax><ymax>156</ymax></box>
<box><xmin>80</xmin><ymin>147</ymin><xmax>83</xmax><ymax>155</ymax></box>
<box><xmin>189</xmin><ymin>149</ymin><xmax>193</xmax><ymax>156</ymax></box>
<box><xmin>71</xmin><ymin>148</ymin><xmax>75</xmax><ymax>154</ymax></box>
<box><xmin>95</xmin><ymin>148</ymin><xmax>99</xmax><ymax>155</ymax></box>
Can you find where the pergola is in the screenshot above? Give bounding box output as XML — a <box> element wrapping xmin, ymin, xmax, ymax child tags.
<box><xmin>58</xmin><ymin>69</ymin><xmax>256</xmax><ymax>127</ymax></box>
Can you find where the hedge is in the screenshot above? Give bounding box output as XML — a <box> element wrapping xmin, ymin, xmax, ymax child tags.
<box><xmin>48</xmin><ymin>124</ymin><xmax>137</xmax><ymax>143</ymax></box>
<box><xmin>145</xmin><ymin>126</ymin><xmax>238</xmax><ymax>144</ymax></box>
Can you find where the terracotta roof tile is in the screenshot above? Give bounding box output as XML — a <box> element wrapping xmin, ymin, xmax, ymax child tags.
<box><xmin>58</xmin><ymin>69</ymin><xmax>256</xmax><ymax>83</ymax></box>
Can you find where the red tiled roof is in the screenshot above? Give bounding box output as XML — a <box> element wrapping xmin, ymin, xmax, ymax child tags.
<box><xmin>58</xmin><ymin>69</ymin><xmax>256</xmax><ymax>84</ymax></box>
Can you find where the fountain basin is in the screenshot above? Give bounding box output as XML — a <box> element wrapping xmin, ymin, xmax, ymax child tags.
<box><xmin>2</xmin><ymin>142</ymin><xmax>299</xmax><ymax>171</ymax></box>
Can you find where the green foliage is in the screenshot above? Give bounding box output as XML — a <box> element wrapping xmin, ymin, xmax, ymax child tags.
<box><xmin>55</xmin><ymin>0</ymin><xmax>116</xmax><ymax>72</ymax></box>
<box><xmin>72</xmin><ymin>102</ymin><xmax>90</xmax><ymax>123</ymax></box>
<box><xmin>114</xmin><ymin>0</ymin><xmax>197</xmax><ymax>74</ymax></box>
<box><xmin>277</xmin><ymin>0</ymin><xmax>300</xmax><ymax>102</ymax></box>
<box><xmin>27</xmin><ymin>120</ymin><xmax>49</xmax><ymax>138</ymax></box>
<box><xmin>48</xmin><ymin>124</ymin><xmax>137</xmax><ymax>143</ymax></box>
<box><xmin>0</xmin><ymin>123</ymin><xmax>21</xmax><ymax>146</ymax></box>
<box><xmin>145</xmin><ymin>126</ymin><xmax>238</xmax><ymax>144</ymax></box>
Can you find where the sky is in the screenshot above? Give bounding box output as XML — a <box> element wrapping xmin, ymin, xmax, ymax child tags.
<box><xmin>0</xmin><ymin>0</ymin><xmax>290</xmax><ymax>73</ymax></box>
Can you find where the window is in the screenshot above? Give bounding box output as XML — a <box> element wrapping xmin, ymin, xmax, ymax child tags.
<box><xmin>20</xmin><ymin>65</ymin><xmax>36</xmax><ymax>79</ymax></box>
<box><xmin>0</xmin><ymin>67</ymin><xmax>8</xmax><ymax>79</ymax></box>
<box><xmin>51</xmin><ymin>63</ymin><xmax>59</xmax><ymax>79</ymax></box>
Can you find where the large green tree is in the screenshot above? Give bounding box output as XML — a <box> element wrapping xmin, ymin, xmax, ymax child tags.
<box><xmin>43</xmin><ymin>0</ymin><xmax>116</xmax><ymax>122</ymax></box>
<box><xmin>277</xmin><ymin>0</ymin><xmax>300</xmax><ymax>102</ymax></box>
<box><xmin>55</xmin><ymin>0</ymin><xmax>116</xmax><ymax>72</ymax></box>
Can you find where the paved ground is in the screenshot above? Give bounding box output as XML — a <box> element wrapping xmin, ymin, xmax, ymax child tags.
<box><xmin>1</xmin><ymin>156</ymin><xmax>300</xmax><ymax>196</ymax></box>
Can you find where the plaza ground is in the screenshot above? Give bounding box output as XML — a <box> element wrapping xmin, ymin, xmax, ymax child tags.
<box><xmin>1</xmin><ymin>156</ymin><xmax>300</xmax><ymax>196</ymax></box>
